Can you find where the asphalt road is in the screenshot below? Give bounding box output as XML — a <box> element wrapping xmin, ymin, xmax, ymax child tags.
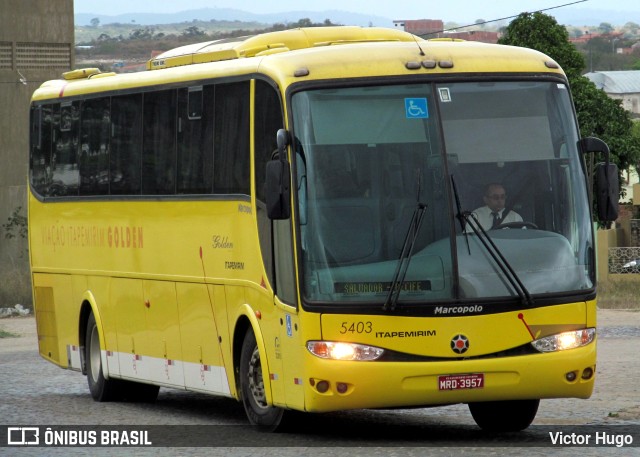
<box><xmin>1</xmin><ymin>310</ymin><xmax>639</xmax><ymax>456</ymax></box>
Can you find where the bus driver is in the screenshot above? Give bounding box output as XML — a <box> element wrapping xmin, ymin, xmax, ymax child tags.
<box><xmin>471</xmin><ymin>183</ymin><xmax>522</xmax><ymax>231</ymax></box>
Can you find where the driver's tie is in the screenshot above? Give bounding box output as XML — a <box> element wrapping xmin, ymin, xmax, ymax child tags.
<box><xmin>492</xmin><ymin>212</ymin><xmax>501</xmax><ymax>228</ymax></box>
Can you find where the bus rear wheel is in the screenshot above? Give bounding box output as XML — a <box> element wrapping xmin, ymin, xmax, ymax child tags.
<box><xmin>468</xmin><ymin>399</ymin><xmax>539</xmax><ymax>432</ymax></box>
<box><xmin>85</xmin><ymin>311</ymin><xmax>159</xmax><ymax>403</ymax></box>
<box><xmin>239</xmin><ymin>329</ymin><xmax>284</xmax><ymax>431</ymax></box>
<box><xmin>85</xmin><ymin>311</ymin><xmax>123</xmax><ymax>401</ymax></box>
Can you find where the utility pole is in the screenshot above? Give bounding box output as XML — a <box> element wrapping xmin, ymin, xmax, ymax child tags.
<box><xmin>611</xmin><ymin>38</ymin><xmax>619</xmax><ymax>71</ymax></box>
<box><xmin>585</xmin><ymin>31</ymin><xmax>593</xmax><ymax>72</ymax></box>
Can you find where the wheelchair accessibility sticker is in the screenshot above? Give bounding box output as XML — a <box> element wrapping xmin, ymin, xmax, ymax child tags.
<box><xmin>405</xmin><ymin>98</ymin><xmax>429</xmax><ymax>119</ymax></box>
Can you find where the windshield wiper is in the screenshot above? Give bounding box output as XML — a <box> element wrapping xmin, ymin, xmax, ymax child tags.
<box><xmin>383</xmin><ymin>202</ymin><xmax>427</xmax><ymax>312</ymax></box>
<box><xmin>451</xmin><ymin>176</ymin><xmax>471</xmax><ymax>255</ymax></box>
<box><xmin>451</xmin><ymin>176</ymin><xmax>533</xmax><ymax>307</ymax></box>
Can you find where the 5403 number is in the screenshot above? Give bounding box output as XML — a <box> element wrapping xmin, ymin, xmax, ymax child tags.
<box><xmin>340</xmin><ymin>321</ymin><xmax>373</xmax><ymax>334</ymax></box>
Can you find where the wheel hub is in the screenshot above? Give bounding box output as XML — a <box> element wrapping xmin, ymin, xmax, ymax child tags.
<box><xmin>247</xmin><ymin>347</ymin><xmax>268</xmax><ymax>409</ymax></box>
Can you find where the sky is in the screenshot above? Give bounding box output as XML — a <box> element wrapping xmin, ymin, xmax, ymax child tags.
<box><xmin>74</xmin><ymin>0</ymin><xmax>640</xmax><ymax>23</ymax></box>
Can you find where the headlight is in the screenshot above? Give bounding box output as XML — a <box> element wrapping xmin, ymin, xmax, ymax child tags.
<box><xmin>531</xmin><ymin>328</ymin><xmax>595</xmax><ymax>353</ymax></box>
<box><xmin>306</xmin><ymin>341</ymin><xmax>384</xmax><ymax>361</ymax></box>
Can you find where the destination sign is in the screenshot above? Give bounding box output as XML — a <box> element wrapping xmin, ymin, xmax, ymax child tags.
<box><xmin>334</xmin><ymin>281</ymin><xmax>431</xmax><ymax>294</ymax></box>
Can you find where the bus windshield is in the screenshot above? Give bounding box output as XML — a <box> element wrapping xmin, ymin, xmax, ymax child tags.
<box><xmin>292</xmin><ymin>81</ymin><xmax>594</xmax><ymax>306</ymax></box>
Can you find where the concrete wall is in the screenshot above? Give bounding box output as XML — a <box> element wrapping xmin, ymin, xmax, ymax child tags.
<box><xmin>610</xmin><ymin>93</ymin><xmax>640</xmax><ymax>116</ymax></box>
<box><xmin>0</xmin><ymin>0</ymin><xmax>74</xmax><ymax>305</ymax></box>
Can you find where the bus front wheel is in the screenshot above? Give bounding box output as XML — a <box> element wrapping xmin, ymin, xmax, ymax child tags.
<box><xmin>468</xmin><ymin>399</ymin><xmax>539</xmax><ymax>432</ymax></box>
<box><xmin>239</xmin><ymin>329</ymin><xmax>284</xmax><ymax>431</ymax></box>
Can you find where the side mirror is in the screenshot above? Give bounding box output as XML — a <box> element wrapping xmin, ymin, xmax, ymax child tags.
<box><xmin>595</xmin><ymin>162</ymin><xmax>619</xmax><ymax>222</ymax></box>
<box><xmin>578</xmin><ymin>137</ymin><xmax>609</xmax><ymax>157</ymax></box>
<box><xmin>265</xmin><ymin>129</ymin><xmax>291</xmax><ymax>220</ymax></box>
<box><xmin>578</xmin><ymin>137</ymin><xmax>619</xmax><ymax>223</ymax></box>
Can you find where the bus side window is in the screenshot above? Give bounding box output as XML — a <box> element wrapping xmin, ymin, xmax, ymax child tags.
<box><xmin>187</xmin><ymin>86</ymin><xmax>203</xmax><ymax>120</ymax></box>
<box><xmin>51</xmin><ymin>102</ymin><xmax>80</xmax><ymax>196</ymax></box>
<box><xmin>110</xmin><ymin>94</ymin><xmax>142</xmax><ymax>195</ymax></box>
<box><xmin>80</xmin><ymin>97</ymin><xmax>110</xmax><ymax>196</ymax></box>
<box><xmin>214</xmin><ymin>82</ymin><xmax>250</xmax><ymax>195</ymax></box>
<box><xmin>254</xmin><ymin>79</ymin><xmax>289</xmax><ymax>295</ymax></box>
<box><xmin>142</xmin><ymin>90</ymin><xmax>177</xmax><ymax>195</ymax></box>
<box><xmin>30</xmin><ymin>105</ymin><xmax>53</xmax><ymax>196</ymax></box>
<box><xmin>177</xmin><ymin>86</ymin><xmax>213</xmax><ymax>194</ymax></box>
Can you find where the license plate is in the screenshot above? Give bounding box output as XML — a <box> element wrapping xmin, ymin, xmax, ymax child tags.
<box><xmin>438</xmin><ymin>373</ymin><xmax>484</xmax><ymax>391</ymax></box>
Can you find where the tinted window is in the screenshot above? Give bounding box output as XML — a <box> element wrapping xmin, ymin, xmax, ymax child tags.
<box><xmin>30</xmin><ymin>105</ymin><xmax>53</xmax><ymax>196</ymax></box>
<box><xmin>111</xmin><ymin>94</ymin><xmax>142</xmax><ymax>195</ymax></box>
<box><xmin>142</xmin><ymin>90</ymin><xmax>177</xmax><ymax>195</ymax></box>
<box><xmin>80</xmin><ymin>97</ymin><xmax>110</xmax><ymax>195</ymax></box>
<box><xmin>52</xmin><ymin>102</ymin><xmax>80</xmax><ymax>196</ymax></box>
<box><xmin>254</xmin><ymin>80</ymin><xmax>282</xmax><ymax>202</ymax></box>
<box><xmin>254</xmin><ymin>80</ymin><xmax>284</xmax><ymax>288</ymax></box>
<box><xmin>177</xmin><ymin>86</ymin><xmax>214</xmax><ymax>194</ymax></box>
<box><xmin>31</xmin><ymin>80</ymin><xmax>254</xmax><ymax>199</ymax></box>
<box><xmin>214</xmin><ymin>82</ymin><xmax>250</xmax><ymax>194</ymax></box>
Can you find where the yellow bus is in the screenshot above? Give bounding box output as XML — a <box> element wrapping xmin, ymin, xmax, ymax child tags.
<box><xmin>29</xmin><ymin>26</ymin><xmax>618</xmax><ymax>432</ymax></box>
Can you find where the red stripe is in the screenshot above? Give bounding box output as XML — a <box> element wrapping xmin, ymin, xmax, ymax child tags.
<box><xmin>59</xmin><ymin>83</ymin><xmax>68</xmax><ymax>98</ymax></box>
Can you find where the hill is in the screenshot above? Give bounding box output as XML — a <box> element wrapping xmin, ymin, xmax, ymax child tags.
<box><xmin>75</xmin><ymin>5</ymin><xmax>640</xmax><ymax>30</ymax></box>
<box><xmin>75</xmin><ymin>8</ymin><xmax>392</xmax><ymax>29</ymax></box>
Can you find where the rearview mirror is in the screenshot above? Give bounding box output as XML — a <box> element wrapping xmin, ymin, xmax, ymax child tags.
<box><xmin>578</xmin><ymin>137</ymin><xmax>619</xmax><ymax>223</ymax></box>
<box><xmin>594</xmin><ymin>162</ymin><xmax>619</xmax><ymax>222</ymax></box>
<box><xmin>265</xmin><ymin>129</ymin><xmax>291</xmax><ymax>220</ymax></box>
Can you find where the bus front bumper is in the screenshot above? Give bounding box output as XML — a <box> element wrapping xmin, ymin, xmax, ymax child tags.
<box><xmin>298</xmin><ymin>341</ymin><xmax>596</xmax><ymax>412</ymax></box>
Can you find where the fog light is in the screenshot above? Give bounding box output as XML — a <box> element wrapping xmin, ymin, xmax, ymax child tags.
<box><xmin>336</xmin><ymin>382</ymin><xmax>348</xmax><ymax>394</ymax></box>
<box><xmin>565</xmin><ymin>371</ymin><xmax>577</xmax><ymax>382</ymax></box>
<box><xmin>582</xmin><ymin>367</ymin><xmax>594</xmax><ymax>380</ymax></box>
<box><xmin>316</xmin><ymin>380</ymin><xmax>329</xmax><ymax>393</ymax></box>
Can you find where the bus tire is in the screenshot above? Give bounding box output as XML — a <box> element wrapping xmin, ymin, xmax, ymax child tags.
<box><xmin>468</xmin><ymin>399</ymin><xmax>539</xmax><ymax>432</ymax></box>
<box><xmin>239</xmin><ymin>329</ymin><xmax>284</xmax><ymax>431</ymax></box>
<box><xmin>85</xmin><ymin>311</ymin><xmax>123</xmax><ymax>402</ymax></box>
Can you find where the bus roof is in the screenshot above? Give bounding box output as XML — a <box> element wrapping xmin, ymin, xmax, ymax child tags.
<box><xmin>31</xmin><ymin>26</ymin><xmax>564</xmax><ymax>102</ymax></box>
<box><xmin>146</xmin><ymin>26</ymin><xmax>419</xmax><ymax>70</ymax></box>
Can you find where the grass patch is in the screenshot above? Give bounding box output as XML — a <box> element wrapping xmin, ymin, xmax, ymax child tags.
<box><xmin>597</xmin><ymin>280</ymin><xmax>640</xmax><ymax>309</ymax></box>
<box><xmin>0</xmin><ymin>328</ymin><xmax>19</xmax><ymax>338</ymax></box>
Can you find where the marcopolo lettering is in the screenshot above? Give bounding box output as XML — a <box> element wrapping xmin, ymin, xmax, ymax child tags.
<box><xmin>434</xmin><ymin>305</ymin><xmax>483</xmax><ymax>315</ymax></box>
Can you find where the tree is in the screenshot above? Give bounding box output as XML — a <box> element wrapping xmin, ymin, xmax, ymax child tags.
<box><xmin>599</xmin><ymin>22</ymin><xmax>614</xmax><ymax>34</ymax></box>
<box><xmin>129</xmin><ymin>28</ymin><xmax>155</xmax><ymax>40</ymax></box>
<box><xmin>474</xmin><ymin>19</ymin><xmax>486</xmax><ymax>29</ymax></box>
<box><xmin>623</xmin><ymin>21</ymin><xmax>640</xmax><ymax>35</ymax></box>
<box><xmin>499</xmin><ymin>12</ymin><xmax>584</xmax><ymax>79</ymax></box>
<box><xmin>90</xmin><ymin>17</ymin><xmax>100</xmax><ymax>28</ymax></box>
<box><xmin>296</xmin><ymin>18</ymin><xmax>313</xmax><ymax>28</ymax></box>
<box><xmin>182</xmin><ymin>26</ymin><xmax>205</xmax><ymax>37</ymax></box>
<box><xmin>499</xmin><ymin>12</ymin><xmax>640</xmax><ymax>199</ymax></box>
<box><xmin>2</xmin><ymin>207</ymin><xmax>27</xmax><ymax>241</ymax></box>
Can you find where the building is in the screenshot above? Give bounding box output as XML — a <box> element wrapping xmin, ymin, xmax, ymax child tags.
<box><xmin>443</xmin><ymin>31</ymin><xmax>499</xmax><ymax>44</ymax></box>
<box><xmin>394</xmin><ymin>19</ymin><xmax>499</xmax><ymax>43</ymax></box>
<box><xmin>584</xmin><ymin>70</ymin><xmax>640</xmax><ymax>117</ymax></box>
<box><xmin>0</xmin><ymin>0</ymin><xmax>74</xmax><ymax>305</ymax></box>
<box><xmin>393</xmin><ymin>19</ymin><xmax>444</xmax><ymax>38</ymax></box>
